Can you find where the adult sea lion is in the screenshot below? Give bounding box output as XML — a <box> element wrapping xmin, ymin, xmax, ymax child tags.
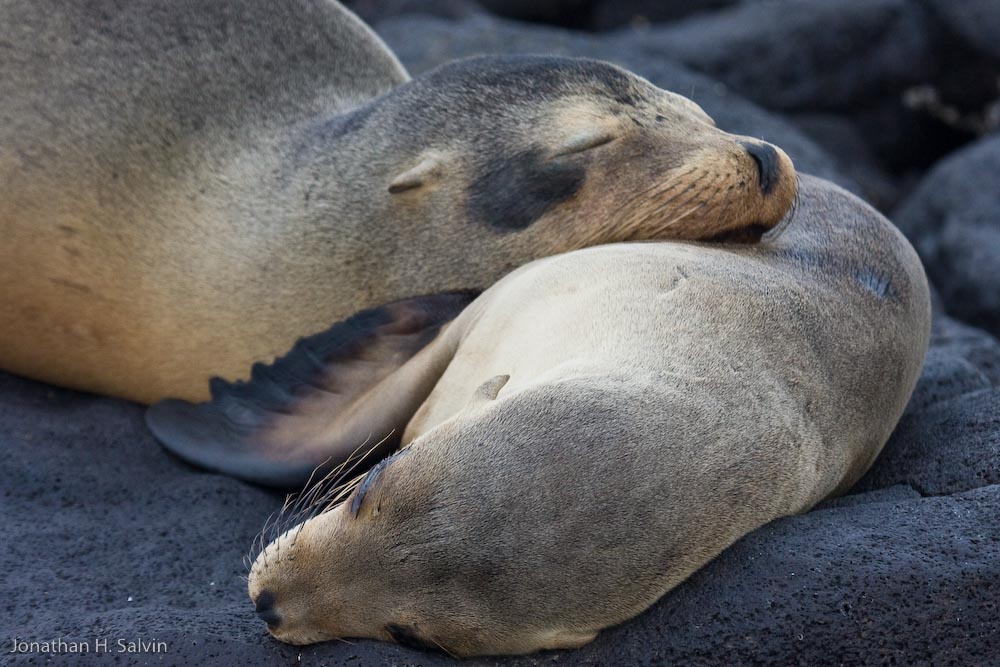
<box><xmin>1</xmin><ymin>0</ymin><xmax>795</xmax><ymax>404</ymax></box>
<box><xmin>147</xmin><ymin>175</ymin><xmax>930</xmax><ymax>655</ymax></box>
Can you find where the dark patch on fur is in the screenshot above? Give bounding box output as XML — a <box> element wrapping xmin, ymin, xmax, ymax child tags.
<box><xmin>856</xmin><ymin>268</ymin><xmax>894</xmax><ymax>299</ymax></box>
<box><xmin>385</xmin><ymin>623</ymin><xmax>438</xmax><ymax>652</ymax></box>
<box><xmin>780</xmin><ymin>248</ymin><xmax>898</xmax><ymax>301</ymax></box>
<box><xmin>468</xmin><ymin>149</ymin><xmax>585</xmax><ymax>231</ymax></box>
<box><xmin>778</xmin><ymin>246</ymin><xmax>835</xmax><ymax>273</ymax></box>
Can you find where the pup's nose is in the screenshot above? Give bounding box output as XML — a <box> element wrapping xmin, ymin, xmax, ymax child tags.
<box><xmin>740</xmin><ymin>141</ymin><xmax>780</xmax><ymax>195</ymax></box>
<box><xmin>254</xmin><ymin>590</ymin><xmax>281</xmax><ymax>627</ymax></box>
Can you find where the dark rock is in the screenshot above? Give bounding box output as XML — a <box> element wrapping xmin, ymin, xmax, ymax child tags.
<box><xmin>817</xmin><ymin>484</ymin><xmax>922</xmax><ymax>510</ymax></box>
<box><xmin>792</xmin><ymin>112</ymin><xmax>900</xmax><ymax>211</ymax></box>
<box><xmin>859</xmin><ymin>387</ymin><xmax>1000</xmax><ymax>496</ymax></box>
<box><xmin>341</xmin><ymin>0</ymin><xmax>481</xmax><ymax>25</ymax></box>
<box><xmin>374</xmin><ymin>13</ymin><xmax>856</xmax><ymax>190</ymax></box>
<box><xmin>591</xmin><ymin>0</ymin><xmax>739</xmax><ymax>31</ymax></box>
<box><xmin>630</xmin><ymin>0</ymin><xmax>937</xmax><ymax>113</ymax></box>
<box><xmin>906</xmin><ymin>316</ymin><xmax>1000</xmax><ymax>414</ymax></box>
<box><xmin>853</xmin><ymin>96</ymin><xmax>983</xmax><ymax>176</ymax></box>
<box><xmin>420</xmin><ymin>0</ymin><xmax>742</xmax><ymax>31</ymax></box>
<box><xmin>3</xmin><ymin>367</ymin><xmax>999</xmax><ymax>666</ymax></box>
<box><xmin>924</xmin><ymin>0</ymin><xmax>1000</xmax><ymax>62</ymax></box>
<box><xmin>856</xmin><ymin>315</ymin><xmax>1000</xmax><ymax>496</ymax></box>
<box><xmin>477</xmin><ymin>0</ymin><xmax>593</xmax><ymax>29</ymax></box>
<box><xmin>893</xmin><ymin>134</ymin><xmax>1000</xmax><ymax>338</ymax></box>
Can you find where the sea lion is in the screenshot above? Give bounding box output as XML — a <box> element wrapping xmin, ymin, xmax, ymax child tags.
<box><xmin>147</xmin><ymin>175</ymin><xmax>930</xmax><ymax>655</ymax></box>
<box><xmin>1</xmin><ymin>0</ymin><xmax>796</xmax><ymax>404</ymax></box>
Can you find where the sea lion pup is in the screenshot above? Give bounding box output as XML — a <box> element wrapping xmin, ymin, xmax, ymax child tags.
<box><xmin>1</xmin><ymin>0</ymin><xmax>796</xmax><ymax>404</ymax></box>
<box><xmin>148</xmin><ymin>175</ymin><xmax>930</xmax><ymax>655</ymax></box>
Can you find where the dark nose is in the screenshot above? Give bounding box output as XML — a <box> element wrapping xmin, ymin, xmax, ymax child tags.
<box><xmin>254</xmin><ymin>590</ymin><xmax>281</xmax><ymax>628</ymax></box>
<box><xmin>740</xmin><ymin>141</ymin><xmax>780</xmax><ymax>195</ymax></box>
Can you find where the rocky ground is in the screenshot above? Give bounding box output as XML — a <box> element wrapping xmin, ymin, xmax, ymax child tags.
<box><xmin>2</xmin><ymin>1</ymin><xmax>999</xmax><ymax>665</ymax></box>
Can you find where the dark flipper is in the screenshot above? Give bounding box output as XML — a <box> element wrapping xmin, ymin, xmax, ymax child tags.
<box><xmin>146</xmin><ymin>291</ymin><xmax>478</xmax><ymax>487</ymax></box>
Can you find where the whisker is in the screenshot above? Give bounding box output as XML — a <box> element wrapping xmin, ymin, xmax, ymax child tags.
<box><xmin>619</xmin><ymin>166</ymin><xmax>697</xmax><ymax>212</ymax></box>
<box><xmin>430</xmin><ymin>637</ymin><xmax>458</xmax><ymax>659</ymax></box>
<box><xmin>657</xmin><ymin>200</ymin><xmax>707</xmax><ymax>232</ymax></box>
<box><xmin>577</xmin><ymin>167</ymin><xmax>702</xmax><ymax>247</ymax></box>
<box><xmin>247</xmin><ymin>432</ymin><xmax>399</xmax><ymax>570</ymax></box>
<box><xmin>648</xmin><ymin>170</ymin><xmax>713</xmax><ymax>216</ymax></box>
<box><xmin>709</xmin><ymin>185</ymin><xmax>737</xmax><ymax>233</ymax></box>
<box><xmin>630</xmin><ymin>170</ymin><xmax>725</xmax><ymax>240</ymax></box>
<box><xmin>628</xmin><ymin>170</ymin><xmax>716</xmax><ymax>239</ymax></box>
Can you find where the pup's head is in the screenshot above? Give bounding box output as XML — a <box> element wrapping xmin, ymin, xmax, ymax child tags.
<box><xmin>246</xmin><ymin>397</ymin><xmax>619</xmax><ymax>657</ymax></box>
<box><xmin>246</xmin><ymin>444</ymin><xmax>499</xmax><ymax>654</ymax></box>
<box><xmin>315</xmin><ymin>55</ymin><xmax>797</xmax><ymax>253</ymax></box>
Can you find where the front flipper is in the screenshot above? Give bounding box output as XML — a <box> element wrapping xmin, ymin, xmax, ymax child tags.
<box><xmin>146</xmin><ymin>291</ymin><xmax>478</xmax><ymax>487</ymax></box>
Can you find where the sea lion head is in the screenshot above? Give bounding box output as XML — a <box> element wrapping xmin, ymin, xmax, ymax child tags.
<box><xmin>246</xmin><ymin>360</ymin><xmax>701</xmax><ymax>658</ymax></box>
<box><xmin>246</xmin><ymin>395</ymin><xmax>616</xmax><ymax>657</ymax></box>
<box><xmin>246</xmin><ymin>447</ymin><xmax>413</xmax><ymax>645</ymax></box>
<box><xmin>313</xmin><ymin>55</ymin><xmax>798</xmax><ymax>253</ymax></box>
<box><xmin>246</xmin><ymin>444</ymin><xmax>485</xmax><ymax>654</ymax></box>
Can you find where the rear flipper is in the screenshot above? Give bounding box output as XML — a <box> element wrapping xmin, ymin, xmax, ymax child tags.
<box><xmin>146</xmin><ymin>291</ymin><xmax>477</xmax><ymax>487</ymax></box>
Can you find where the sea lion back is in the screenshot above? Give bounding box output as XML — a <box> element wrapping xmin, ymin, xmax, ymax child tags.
<box><xmin>0</xmin><ymin>0</ymin><xmax>408</xmax><ymax>152</ymax></box>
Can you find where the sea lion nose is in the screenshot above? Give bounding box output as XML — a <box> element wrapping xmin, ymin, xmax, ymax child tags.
<box><xmin>254</xmin><ymin>590</ymin><xmax>281</xmax><ymax>627</ymax></box>
<box><xmin>740</xmin><ymin>141</ymin><xmax>780</xmax><ymax>196</ymax></box>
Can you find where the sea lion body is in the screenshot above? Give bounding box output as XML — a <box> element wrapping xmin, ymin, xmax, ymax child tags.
<box><xmin>2</xmin><ymin>0</ymin><xmax>796</xmax><ymax>403</ymax></box>
<box><xmin>1</xmin><ymin>0</ymin><xmax>407</xmax><ymax>402</ymax></box>
<box><xmin>157</xmin><ymin>176</ymin><xmax>929</xmax><ymax>654</ymax></box>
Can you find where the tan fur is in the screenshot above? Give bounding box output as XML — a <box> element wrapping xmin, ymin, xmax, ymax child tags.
<box><xmin>246</xmin><ymin>176</ymin><xmax>930</xmax><ymax>656</ymax></box>
<box><xmin>1</xmin><ymin>0</ymin><xmax>794</xmax><ymax>404</ymax></box>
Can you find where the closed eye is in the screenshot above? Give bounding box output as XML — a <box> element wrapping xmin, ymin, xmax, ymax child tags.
<box><xmin>550</xmin><ymin>130</ymin><xmax>617</xmax><ymax>159</ymax></box>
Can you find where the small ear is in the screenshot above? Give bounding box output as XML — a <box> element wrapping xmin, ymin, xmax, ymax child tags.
<box><xmin>470</xmin><ymin>374</ymin><xmax>510</xmax><ymax>406</ymax></box>
<box><xmin>388</xmin><ymin>156</ymin><xmax>444</xmax><ymax>194</ymax></box>
<box><xmin>146</xmin><ymin>291</ymin><xmax>478</xmax><ymax>488</ymax></box>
